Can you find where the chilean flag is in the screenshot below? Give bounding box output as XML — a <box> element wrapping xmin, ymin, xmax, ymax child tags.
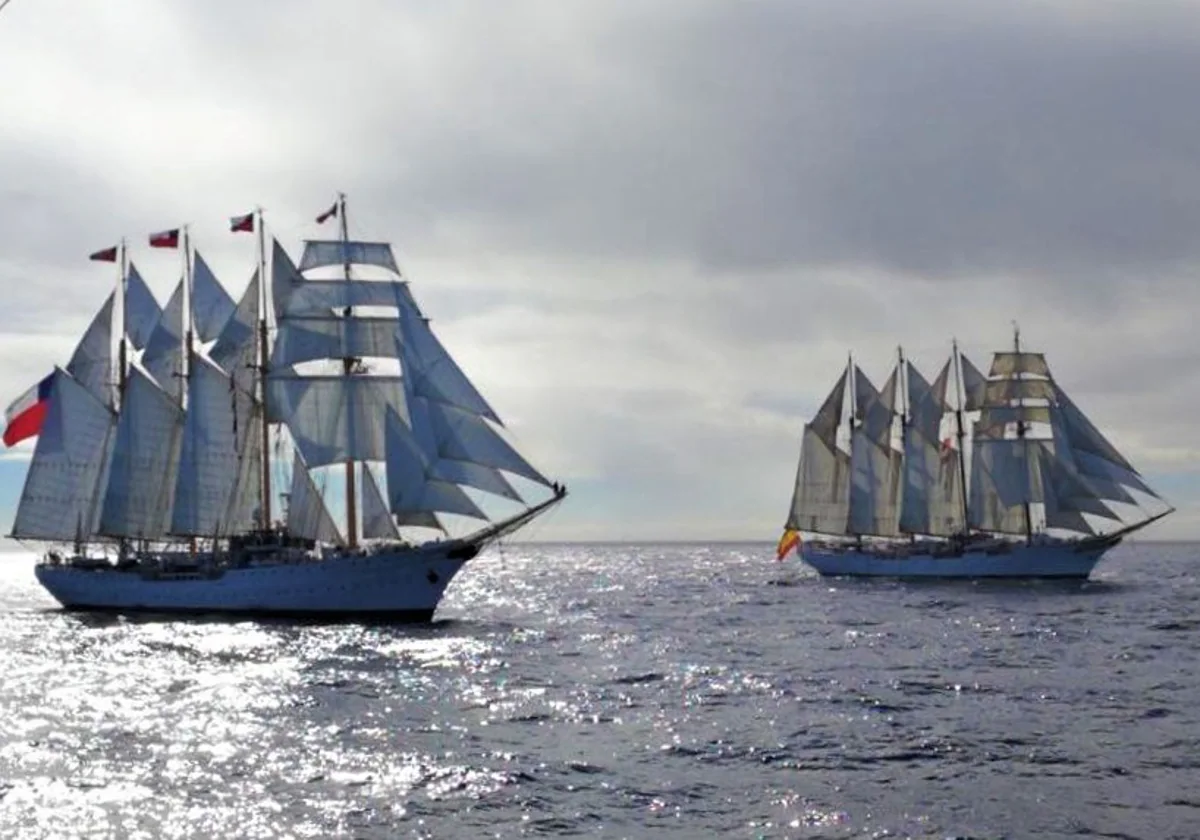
<box><xmin>149</xmin><ymin>228</ymin><xmax>180</xmax><ymax>248</ymax></box>
<box><xmin>4</xmin><ymin>374</ymin><xmax>54</xmax><ymax>447</ymax></box>
<box><xmin>230</xmin><ymin>212</ymin><xmax>254</xmax><ymax>233</ymax></box>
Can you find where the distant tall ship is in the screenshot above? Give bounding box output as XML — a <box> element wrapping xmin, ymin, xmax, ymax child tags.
<box><xmin>4</xmin><ymin>196</ymin><xmax>566</xmax><ymax>619</ymax></box>
<box><xmin>777</xmin><ymin>329</ymin><xmax>1172</xmax><ymax>578</ymax></box>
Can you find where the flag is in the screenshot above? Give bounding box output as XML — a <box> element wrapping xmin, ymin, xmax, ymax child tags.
<box><xmin>776</xmin><ymin>528</ymin><xmax>801</xmax><ymax>561</ymax></box>
<box><xmin>149</xmin><ymin>229</ymin><xmax>180</xmax><ymax>248</ymax></box>
<box><xmin>230</xmin><ymin>213</ymin><xmax>254</xmax><ymax>233</ymax></box>
<box><xmin>89</xmin><ymin>246</ymin><xmax>118</xmax><ymax>263</ymax></box>
<box><xmin>316</xmin><ymin>202</ymin><xmax>338</xmax><ymax>224</ymax></box>
<box><xmin>4</xmin><ymin>374</ymin><xmax>54</xmax><ymax>447</ymax></box>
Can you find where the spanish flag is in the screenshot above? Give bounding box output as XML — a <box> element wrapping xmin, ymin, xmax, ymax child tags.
<box><xmin>776</xmin><ymin>529</ymin><xmax>801</xmax><ymax>561</ymax></box>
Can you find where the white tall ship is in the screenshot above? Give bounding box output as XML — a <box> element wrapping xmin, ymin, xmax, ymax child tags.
<box><xmin>8</xmin><ymin>197</ymin><xmax>566</xmax><ymax>619</ymax></box>
<box><xmin>780</xmin><ymin>330</ymin><xmax>1171</xmax><ymax>578</ymax></box>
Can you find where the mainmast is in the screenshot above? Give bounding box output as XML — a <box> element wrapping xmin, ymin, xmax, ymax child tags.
<box><xmin>181</xmin><ymin>227</ymin><xmax>193</xmax><ymax>408</ymax></box>
<box><xmin>950</xmin><ymin>338</ymin><xmax>970</xmax><ymax>533</ymax></box>
<box><xmin>1012</xmin><ymin>323</ymin><xmax>1033</xmax><ymax>543</ymax></box>
<box><xmin>117</xmin><ymin>239</ymin><xmax>129</xmax><ymax>398</ymax></box>
<box><xmin>256</xmin><ymin>208</ymin><xmax>272</xmax><ymax>533</ymax></box>
<box><xmin>338</xmin><ymin>192</ymin><xmax>358</xmax><ymax>548</ymax></box>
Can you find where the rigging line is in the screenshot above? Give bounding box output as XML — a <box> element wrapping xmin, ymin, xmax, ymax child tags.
<box><xmin>0</xmin><ymin>0</ymin><xmax>17</xmax><ymax>15</ymax></box>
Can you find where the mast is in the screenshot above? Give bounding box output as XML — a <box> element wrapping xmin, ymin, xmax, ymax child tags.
<box><xmin>847</xmin><ymin>353</ymin><xmax>861</xmax><ymax>546</ymax></box>
<box><xmin>182</xmin><ymin>226</ymin><xmax>195</xmax><ymax>553</ymax></box>
<box><xmin>256</xmin><ymin>208</ymin><xmax>271</xmax><ymax>532</ymax></box>
<box><xmin>338</xmin><ymin>192</ymin><xmax>358</xmax><ymax>548</ymax></box>
<box><xmin>1012</xmin><ymin>323</ymin><xmax>1033</xmax><ymax>543</ymax></box>
<box><xmin>117</xmin><ymin>239</ymin><xmax>128</xmax><ymax>397</ymax></box>
<box><xmin>950</xmin><ymin>338</ymin><xmax>970</xmax><ymax>533</ymax></box>
<box><xmin>897</xmin><ymin>346</ymin><xmax>912</xmax><ymax>542</ymax></box>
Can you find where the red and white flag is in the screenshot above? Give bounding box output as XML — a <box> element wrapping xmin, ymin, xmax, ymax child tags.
<box><xmin>316</xmin><ymin>202</ymin><xmax>338</xmax><ymax>224</ymax></box>
<box><xmin>149</xmin><ymin>229</ymin><xmax>180</xmax><ymax>248</ymax></box>
<box><xmin>230</xmin><ymin>212</ymin><xmax>254</xmax><ymax>233</ymax></box>
<box><xmin>89</xmin><ymin>246</ymin><xmax>118</xmax><ymax>263</ymax></box>
<box><xmin>3</xmin><ymin>373</ymin><xmax>54</xmax><ymax>447</ymax></box>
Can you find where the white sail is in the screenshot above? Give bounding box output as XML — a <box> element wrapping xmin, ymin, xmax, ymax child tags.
<box><xmin>853</xmin><ymin>365</ymin><xmax>894</xmax><ymax>447</ymax></box>
<box><xmin>222</xmin><ymin>398</ymin><xmax>264</xmax><ymax>534</ymax></box>
<box><xmin>299</xmin><ymin>240</ymin><xmax>401</xmax><ymax>274</ymax></box>
<box><xmin>170</xmin><ymin>354</ymin><xmax>246</xmax><ymax>536</ymax></box>
<box><xmin>899</xmin><ymin>361</ymin><xmax>960</xmax><ymax>535</ymax></box>
<box><xmin>267</xmin><ymin>375</ymin><xmax>409</xmax><ymax>467</ymax></box>
<box><xmin>124</xmin><ymin>264</ymin><xmax>161</xmax><ymax>351</ymax></box>
<box><xmin>65</xmin><ymin>293</ymin><xmax>116</xmax><ymax>410</ymax></box>
<box><xmin>786</xmin><ymin>425</ymin><xmax>850</xmax><ymax>534</ymax></box>
<box><xmin>209</xmin><ymin>270</ymin><xmax>260</xmax><ymax>395</ymax></box>
<box><xmin>11</xmin><ymin>369</ymin><xmax>115</xmax><ymax>541</ymax></box>
<box><xmin>849</xmin><ymin>428</ymin><xmax>901</xmax><ymax>536</ymax></box>
<box><xmin>990</xmin><ymin>351</ymin><xmax>1050</xmax><ymax>378</ymax></box>
<box><xmin>271</xmin><ymin>239</ymin><xmax>304</xmax><ymax>319</ymax></box>
<box><xmin>191</xmin><ymin>252</ymin><xmax>237</xmax><ymax>342</ymax></box>
<box><xmin>424</xmin><ymin>400</ymin><xmax>551</xmax><ymax>486</ymax></box>
<box><xmin>98</xmin><ymin>367</ymin><xmax>184</xmax><ymax>539</ymax></box>
<box><xmin>281</xmin><ymin>279</ymin><xmax>409</xmax><ymax>317</ymax></box>
<box><xmin>384</xmin><ymin>409</ymin><xmax>488</xmax><ymax>520</ymax></box>
<box><xmin>360</xmin><ymin>464</ymin><xmax>401</xmax><ymax>540</ymax></box>
<box><xmin>271</xmin><ymin>315</ymin><xmax>402</xmax><ymax>367</ymax></box>
<box><xmin>399</xmin><ymin>304</ymin><xmax>500</xmax><ymax>423</ymax></box>
<box><xmin>285</xmin><ymin>453</ymin><xmax>342</xmax><ymax>544</ymax></box>
<box><xmin>141</xmin><ymin>280</ymin><xmax>184</xmax><ymax>391</ymax></box>
<box><xmin>968</xmin><ymin>438</ymin><xmax>1039</xmax><ymax>535</ymax></box>
<box><xmin>959</xmin><ymin>353</ymin><xmax>988</xmax><ymax>411</ymax></box>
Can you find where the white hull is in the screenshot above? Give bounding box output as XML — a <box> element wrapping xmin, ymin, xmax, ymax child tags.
<box><xmin>800</xmin><ymin>539</ymin><xmax>1113</xmax><ymax>579</ymax></box>
<box><xmin>34</xmin><ymin>542</ymin><xmax>476</xmax><ymax>621</ymax></box>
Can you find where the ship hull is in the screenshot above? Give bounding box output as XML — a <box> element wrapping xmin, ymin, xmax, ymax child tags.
<box><xmin>800</xmin><ymin>540</ymin><xmax>1112</xmax><ymax>579</ymax></box>
<box><xmin>34</xmin><ymin>542</ymin><xmax>474</xmax><ymax>621</ymax></box>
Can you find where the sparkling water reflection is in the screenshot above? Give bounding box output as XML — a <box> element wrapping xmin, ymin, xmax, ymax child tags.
<box><xmin>0</xmin><ymin>542</ymin><xmax>1197</xmax><ymax>838</ymax></box>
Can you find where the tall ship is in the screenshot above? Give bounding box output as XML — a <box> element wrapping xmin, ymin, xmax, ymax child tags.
<box><xmin>4</xmin><ymin>197</ymin><xmax>566</xmax><ymax>619</ymax></box>
<box><xmin>777</xmin><ymin>329</ymin><xmax>1172</xmax><ymax>578</ymax></box>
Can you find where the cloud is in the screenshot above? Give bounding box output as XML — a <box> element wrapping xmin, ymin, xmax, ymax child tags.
<box><xmin>0</xmin><ymin>0</ymin><xmax>1196</xmax><ymax>541</ymax></box>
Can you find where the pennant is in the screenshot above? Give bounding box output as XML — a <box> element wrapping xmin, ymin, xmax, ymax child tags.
<box><xmin>149</xmin><ymin>229</ymin><xmax>180</xmax><ymax>248</ymax></box>
<box><xmin>4</xmin><ymin>373</ymin><xmax>54</xmax><ymax>447</ymax></box>
<box><xmin>89</xmin><ymin>246</ymin><xmax>118</xmax><ymax>263</ymax></box>
<box><xmin>230</xmin><ymin>213</ymin><xmax>254</xmax><ymax>233</ymax></box>
<box><xmin>316</xmin><ymin>202</ymin><xmax>338</xmax><ymax>224</ymax></box>
<box><xmin>776</xmin><ymin>529</ymin><xmax>801</xmax><ymax>561</ymax></box>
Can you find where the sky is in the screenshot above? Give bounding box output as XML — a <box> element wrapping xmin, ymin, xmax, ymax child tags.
<box><xmin>0</xmin><ymin>0</ymin><xmax>1197</xmax><ymax>543</ymax></box>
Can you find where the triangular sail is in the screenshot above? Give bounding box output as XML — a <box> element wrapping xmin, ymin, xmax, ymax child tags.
<box><xmin>360</xmin><ymin>464</ymin><xmax>401</xmax><ymax>540</ymax></box>
<box><xmin>191</xmin><ymin>252</ymin><xmax>237</xmax><ymax>342</ymax></box>
<box><xmin>285</xmin><ymin>452</ymin><xmax>342</xmax><ymax>544</ymax></box>
<box><xmin>169</xmin><ymin>354</ymin><xmax>249</xmax><ymax>537</ymax></box>
<box><xmin>848</xmin><ymin>367</ymin><xmax>900</xmax><ymax>536</ymax></box>
<box><xmin>97</xmin><ymin>367</ymin><xmax>184</xmax><ymax>540</ymax></box>
<box><xmin>141</xmin><ymin>280</ymin><xmax>185</xmax><ymax>391</ymax></box>
<box><xmin>65</xmin><ymin>293</ymin><xmax>116</xmax><ymax>410</ymax></box>
<box><xmin>124</xmin><ymin>264</ymin><xmax>161</xmax><ymax>351</ymax></box>
<box><xmin>11</xmin><ymin>369</ymin><xmax>116</xmax><ymax>541</ymax></box>
<box><xmin>209</xmin><ymin>270</ymin><xmax>260</xmax><ymax>394</ymax></box>
<box><xmin>899</xmin><ymin>362</ymin><xmax>960</xmax><ymax>536</ymax></box>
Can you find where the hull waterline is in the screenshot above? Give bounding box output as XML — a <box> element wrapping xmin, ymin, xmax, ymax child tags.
<box><xmin>34</xmin><ymin>543</ymin><xmax>476</xmax><ymax>622</ymax></box>
<box><xmin>799</xmin><ymin>539</ymin><xmax>1113</xmax><ymax>579</ymax></box>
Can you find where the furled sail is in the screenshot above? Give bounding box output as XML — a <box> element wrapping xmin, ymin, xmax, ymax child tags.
<box><xmin>11</xmin><ymin>369</ymin><xmax>116</xmax><ymax>541</ymax></box>
<box><xmin>98</xmin><ymin>367</ymin><xmax>184</xmax><ymax>539</ymax></box>
<box><xmin>66</xmin><ymin>293</ymin><xmax>116</xmax><ymax>410</ymax></box>
<box><xmin>360</xmin><ymin>464</ymin><xmax>401</xmax><ymax>540</ymax></box>
<box><xmin>285</xmin><ymin>452</ymin><xmax>342</xmax><ymax>543</ymax></box>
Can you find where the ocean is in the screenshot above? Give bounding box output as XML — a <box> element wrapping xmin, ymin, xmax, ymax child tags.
<box><xmin>0</xmin><ymin>542</ymin><xmax>1196</xmax><ymax>839</ymax></box>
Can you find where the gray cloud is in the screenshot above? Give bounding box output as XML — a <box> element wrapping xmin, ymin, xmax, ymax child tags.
<box><xmin>0</xmin><ymin>0</ymin><xmax>1196</xmax><ymax>540</ymax></box>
